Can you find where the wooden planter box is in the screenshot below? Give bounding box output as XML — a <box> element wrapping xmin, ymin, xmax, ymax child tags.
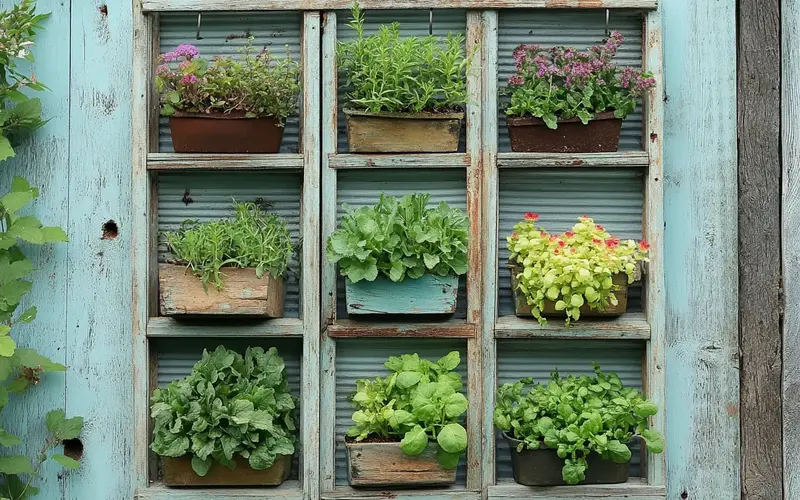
<box><xmin>344</xmin><ymin>108</ymin><xmax>464</xmax><ymax>153</ymax></box>
<box><xmin>169</xmin><ymin>111</ymin><xmax>285</xmax><ymax>153</ymax></box>
<box><xmin>345</xmin><ymin>440</ymin><xmax>457</xmax><ymax>488</ymax></box>
<box><xmin>159</xmin><ymin>263</ymin><xmax>285</xmax><ymax>317</ymax></box>
<box><xmin>506</xmin><ymin>111</ymin><xmax>622</xmax><ymax>153</ymax></box>
<box><xmin>161</xmin><ymin>454</ymin><xmax>292</xmax><ymax>487</ymax></box>
<box><xmin>345</xmin><ymin>274</ymin><xmax>459</xmax><ymax>315</ymax></box>
<box><xmin>509</xmin><ymin>266</ymin><xmax>629</xmax><ymax>318</ymax></box>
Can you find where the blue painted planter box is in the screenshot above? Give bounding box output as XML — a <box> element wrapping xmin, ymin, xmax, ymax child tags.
<box><xmin>345</xmin><ymin>274</ymin><xmax>459</xmax><ymax>315</ymax></box>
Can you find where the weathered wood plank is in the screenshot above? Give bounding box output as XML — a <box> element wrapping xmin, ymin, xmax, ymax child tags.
<box><xmin>739</xmin><ymin>0</ymin><xmax>783</xmax><ymax>495</ymax></box>
<box><xmin>328</xmin><ymin>153</ymin><xmax>470</xmax><ymax>169</ymax></box>
<box><xmin>488</xmin><ymin>478</ymin><xmax>665</xmax><ymax>499</ymax></box>
<box><xmin>344</xmin><ymin>110</ymin><xmax>463</xmax><ymax>153</ymax></box>
<box><xmin>161</xmin><ymin>455</ymin><xmax>292</xmax><ymax>487</ymax></box>
<box><xmin>344</xmin><ymin>274</ymin><xmax>459</xmax><ymax>315</ymax></box>
<box><xmin>147</xmin><ymin>317</ymin><xmax>304</xmax><ymax>337</ymax></box>
<box><xmin>142</xmin><ymin>0</ymin><xmax>659</xmax><ymax>12</ymax></box>
<box><xmin>327</xmin><ymin>320</ymin><xmax>476</xmax><ymax>338</ymax></box>
<box><xmin>135</xmin><ymin>481</ymin><xmax>303</xmax><ymax>500</ymax></box>
<box><xmin>497</xmin><ymin>151</ymin><xmax>649</xmax><ymax>168</ymax></box>
<box><xmin>322</xmin><ymin>490</ymin><xmax>480</xmax><ymax>500</ymax></box>
<box><xmin>345</xmin><ymin>441</ymin><xmax>456</xmax><ymax>487</ymax></box>
<box><xmin>495</xmin><ymin>313</ymin><xmax>650</xmax><ymax>339</ymax></box>
<box><xmin>147</xmin><ymin>153</ymin><xmax>304</xmax><ymax>170</ymax></box>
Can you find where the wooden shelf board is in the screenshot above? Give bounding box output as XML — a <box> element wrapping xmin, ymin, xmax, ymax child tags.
<box><xmin>142</xmin><ymin>1</ymin><xmax>658</xmax><ymax>12</ymax></box>
<box><xmin>495</xmin><ymin>313</ymin><xmax>650</xmax><ymax>340</ymax></box>
<box><xmin>147</xmin><ymin>317</ymin><xmax>305</xmax><ymax>337</ymax></box>
<box><xmin>328</xmin><ymin>153</ymin><xmax>470</xmax><ymax>170</ymax></box>
<box><xmin>488</xmin><ymin>478</ymin><xmax>665</xmax><ymax>499</ymax></box>
<box><xmin>497</xmin><ymin>151</ymin><xmax>649</xmax><ymax>169</ymax></box>
<box><xmin>147</xmin><ymin>153</ymin><xmax>304</xmax><ymax>171</ymax></box>
<box><xmin>327</xmin><ymin>319</ymin><xmax>476</xmax><ymax>338</ymax></box>
<box><xmin>136</xmin><ymin>481</ymin><xmax>302</xmax><ymax>499</ymax></box>
<box><xmin>322</xmin><ymin>488</ymin><xmax>480</xmax><ymax>500</ymax></box>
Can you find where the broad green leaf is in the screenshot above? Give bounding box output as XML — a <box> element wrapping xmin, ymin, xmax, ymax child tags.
<box><xmin>191</xmin><ymin>456</ymin><xmax>212</xmax><ymax>476</ymax></box>
<box><xmin>41</xmin><ymin>226</ymin><xmax>68</xmax><ymax>243</ymax></box>
<box><xmin>52</xmin><ymin>454</ymin><xmax>81</xmax><ymax>470</ymax></box>
<box><xmin>388</xmin><ymin>409</ymin><xmax>413</xmax><ymax>428</ymax></box>
<box><xmin>444</xmin><ymin>392</ymin><xmax>468</xmax><ymax>418</ymax></box>
<box><xmin>400</xmin><ymin>425</ymin><xmax>428</xmax><ymax>456</ymax></box>
<box><xmin>642</xmin><ymin>428</ymin><xmax>664</xmax><ymax>453</ymax></box>
<box><xmin>606</xmin><ymin>440</ymin><xmax>631</xmax><ymax>463</ymax></box>
<box><xmin>16</xmin><ymin>306</ymin><xmax>36</xmax><ymax>323</ymax></box>
<box><xmin>437</xmin><ymin>448</ymin><xmax>460</xmax><ymax>469</ymax></box>
<box><xmin>423</xmin><ymin>253</ymin><xmax>440</xmax><ymax>270</ymax></box>
<box><xmin>0</xmin><ymin>137</ymin><xmax>15</xmax><ymax>162</ymax></box>
<box><xmin>11</xmin><ymin>177</ymin><xmax>30</xmax><ymax>193</ymax></box>
<box><xmin>562</xmin><ymin>458</ymin><xmax>586</xmax><ymax>485</ymax></box>
<box><xmin>635</xmin><ymin>401</ymin><xmax>658</xmax><ymax>418</ymax></box>
<box><xmin>0</xmin><ymin>428</ymin><xmax>21</xmax><ymax>447</ymax></box>
<box><xmin>396</xmin><ymin>371</ymin><xmax>422</xmax><ymax>389</ymax></box>
<box><xmin>0</xmin><ymin>191</ymin><xmax>32</xmax><ymax>214</ymax></box>
<box><xmin>46</xmin><ymin>410</ymin><xmax>84</xmax><ymax>440</ymax></box>
<box><xmin>15</xmin><ymin>348</ymin><xmax>65</xmax><ymax>371</ymax></box>
<box><xmin>0</xmin><ymin>337</ymin><xmax>16</xmax><ymax>357</ymax></box>
<box><xmin>0</xmin><ymin>455</ymin><xmax>34</xmax><ymax>475</ymax></box>
<box><xmin>436</xmin><ymin>351</ymin><xmax>460</xmax><ymax>371</ymax></box>
<box><xmin>436</xmin><ymin>423</ymin><xmax>467</xmax><ymax>454</ymax></box>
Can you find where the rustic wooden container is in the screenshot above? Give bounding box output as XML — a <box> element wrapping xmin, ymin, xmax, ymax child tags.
<box><xmin>159</xmin><ymin>263</ymin><xmax>284</xmax><ymax>317</ymax></box>
<box><xmin>345</xmin><ymin>274</ymin><xmax>459</xmax><ymax>315</ymax></box>
<box><xmin>506</xmin><ymin>112</ymin><xmax>623</xmax><ymax>153</ymax></box>
<box><xmin>509</xmin><ymin>266</ymin><xmax>629</xmax><ymax>318</ymax></box>
<box><xmin>345</xmin><ymin>440</ymin><xmax>457</xmax><ymax>488</ymax></box>
<box><xmin>344</xmin><ymin>108</ymin><xmax>464</xmax><ymax>153</ymax></box>
<box><xmin>161</xmin><ymin>454</ymin><xmax>292</xmax><ymax>487</ymax></box>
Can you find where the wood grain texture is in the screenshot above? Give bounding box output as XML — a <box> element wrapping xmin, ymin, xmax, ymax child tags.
<box><xmin>495</xmin><ymin>314</ymin><xmax>650</xmax><ymax>340</ymax></box>
<box><xmin>497</xmin><ymin>152</ymin><xmax>648</xmax><ymax>168</ymax></box>
<box><xmin>158</xmin><ymin>264</ymin><xmax>285</xmax><ymax>317</ymax></box>
<box><xmin>327</xmin><ymin>319</ymin><xmax>476</xmax><ymax>338</ymax></box>
<box><xmin>345</xmin><ymin>441</ymin><xmax>456</xmax><ymax>487</ymax></box>
<box><xmin>147</xmin><ymin>317</ymin><xmax>304</xmax><ymax>337</ymax></box>
<box><xmin>662</xmin><ymin>0</ymin><xmax>740</xmax><ymax>496</ymax></box>
<box><xmin>135</xmin><ymin>481</ymin><xmax>302</xmax><ymax>499</ymax></box>
<box><xmin>344</xmin><ymin>274</ymin><xmax>459</xmax><ymax>315</ymax></box>
<box><xmin>161</xmin><ymin>455</ymin><xmax>292</xmax><ymax>487</ymax></box>
<box><xmin>147</xmin><ymin>153</ymin><xmax>304</xmax><ymax>170</ymax></box>
<box><xmin>329</xmin><ymin>153</ymin><xmax>470</xmax><ymax>169</ymax></box>
<box><xmin>488</xmin><ymin>478</ymin><xmax>665</xmax><ymax>499</ymax></box>
<box><xmin>739</xmin><ymin>0</ymin><xmax>783</xmax><ymax>496</ymax></box>
<box><xmin>322</xmin><ymin>490</ymin><xmax>480</xmax><ymax>500</ymax></box>
<box><xmin>344</xmin><ymin>110</ymin><xmax>463</xmax><ymax>153</ymax></box>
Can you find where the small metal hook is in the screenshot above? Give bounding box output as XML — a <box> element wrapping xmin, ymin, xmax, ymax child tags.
<box><xmin>429</xmin><ymin>9</ymin><xmax>434</xmax><ymax>36</ymax></box>
<box><xmin>604</xmin><ymin>9</ymin><xmax>610</xmax><ymax>37</ymax></box>
<box><xmin>196</xmin><ymin>13</ymin><xmax>203</xmax><ymax>40</ymax></box>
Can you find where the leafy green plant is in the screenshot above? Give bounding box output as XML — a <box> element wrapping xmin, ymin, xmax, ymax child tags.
<box><xmin>0</xmin><ymin>0</ymin><xmax>50</xmax><ymax>162</ymax></box>
<box><xmin>493</xmin><ymin>365</ymin><xmax>664</xmax><ymax>485</ymax></box>
<box><xmin>0</xmin><ymin>177</ymin><xmax>84</xmax><ymax>499</ymax></box>
<box><xmin>508</xmin><ymin>214</ymin><xmax>649</xmax><ymax>326</ymax></box>
<box><xmin>150</xmin><ymin>346</ymin><xmax>297</xmax><ymax>476</ymax></box>
<box><xmin>165</xmin><ymin>200</ymin><xmax>294</xmax><ymax>291</ymax></box>
<box><xmin>348</xmin><ymin>352</ymin><xmax>468</xmax><ymax>469</ymax></box>
<box><xmin>337</xmin><ymin>3</ymin><xmax>471</xmax><ymax>113</ymax></box>
<box><xmin>327</xmin><ymin>193</ymin><xmax>468</xmax><ymax>283</ymax></box>
<box><xmin>156</xmin><ymin>38</ymin><xmax>301</xmax><ymax>122</ymax></box>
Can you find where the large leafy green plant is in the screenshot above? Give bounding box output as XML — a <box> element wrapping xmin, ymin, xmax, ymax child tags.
<box><xmin>327</xmin><ymin>193</ymin><xmax>468</xmax><ymax>283</ymax></box>
<box><xmin>150</xmin><ymin>346</ymin><xmax>297</xmax><ymax>476</ymax></box>
<box><xmin>508</xmin><ymin>214</ymin><xmax>648</xmax><ymax>326</ymax></box>
<box><xmin>493</xmin><ymin>365</ymin><xmax>664</xmax><ymax>485</ymax></box>
<box><xmin>0</xmin><ymin>177</ymin><xmax>84</xmax><ymax>499</ymax></box>
<box><xmin>165</xmin><ymin>200</ymin><xmax>294</xmax><ymax>291</ymax></box>
<box><xmin>337</xmin><ymin>3</ymin><xmax>471</xmax><ymax>113</ymax></box>
<box><xmin>348</xmin><ymin>352</ymin><xmax>468</xmax><ymax>469</ymax></box>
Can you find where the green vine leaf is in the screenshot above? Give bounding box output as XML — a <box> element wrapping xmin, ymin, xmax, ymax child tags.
<box><xmin>51</xmin><ymin>454</ymin><xmax>80</xmax><ymax>470</ymax></box>
<box><xmin>0</xmin><ymin>455</ymin><xmax>34</xmax><ymax>475</ymax></box>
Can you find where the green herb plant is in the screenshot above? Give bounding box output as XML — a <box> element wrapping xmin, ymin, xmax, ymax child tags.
<box><xmin>165</xmin><ymin>200</ymin><xmax>293</xmax><ymax>291</ymax></box>
<box><xmin>327</xmin><ymin>193</ymin><xmax>468</xmax><ymax>283</ymax></box>
<box><xmin>337</xmin><ymin>3</ymin><xmax>472</xmax><ymax>113</ymax></box>
<box><xmin>0</xmin><ymin>177</ymin><xmax>84</xmax><ymax>499</ymax></box>
<box><xmin>150</xmin><ymin>346</ymin><xmax>297</xmax><ymax>477</ymax></box>
<box><xmin>348</xmin><ymin>352</ymin><xmax>468</xmax><ymax>469</ymax></box>
<box><xmin>493</xmin><ymin>365</ymin><xmax>664</xmax><ymax>485</ymax></box>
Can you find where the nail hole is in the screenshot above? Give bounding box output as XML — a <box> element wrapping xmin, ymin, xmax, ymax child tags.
<box><xmin>101</xmin><ymin>220</ymin><xmax>118</xmax><ymax>240</ymax></box>
<box><xmin>99</xmin><ymin>4</ymin><xmax>107</xmax><ymax>15</ymax></box>
<box><xmin>63</xmin><ymin>438</ymin><xmax>84</xmax><ymax>461</ymax></box>
<box><xmin>681</xmin><ymin>491</ymin><xmax>688</xmax><ymax>499</ymax></box>
<box><xmin>182</xmin><ymin>190</ymin><xmax>194</xmax><ymax>206</ymax></box>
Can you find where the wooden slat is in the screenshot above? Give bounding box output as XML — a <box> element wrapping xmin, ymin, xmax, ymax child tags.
<box><xmin>495</xmin><ymin>314</ymin><xmax>650</xmax><ymax>340</ymax></box>
<box><xmin>135</xmin><ymin>482</ymin><xmax>302</xmax><ymax>500</ymax></box>
<box><xmin>327</xmin><ymin>320</ymin><xmax>475</xmax><ymax>338</ymax></box>
<box><xmin>328</xmin><ymin>153</ymin><xmax>470</xmax><ymax>169</ymax></box>
<box><xmin>142</xmin><ymin>0</ymin><xmax>658</xmax><ymax>12</ymax></box>
<box><xmin>496</xmin><ymin>152</ymin><xmax>649</xmax><ymax>169</ymax></box>
<box><xmin>488</xmin><ymin>479</ymin><xmax>665</xmax><ymax>499</ymax></box>
<box><xmin>146</xmin><ymin>153</ymin><xmax>304</xmax><ymax>170</ymax></box>
<box><xmin>146</xmin><ymin>317</ymin><xmax>304</xmax><ymax>337</ymax></box>
<box><xmin>322</xmin><ymin>489</ymin><xmax>481</xmax><ymax>500</ymax></box>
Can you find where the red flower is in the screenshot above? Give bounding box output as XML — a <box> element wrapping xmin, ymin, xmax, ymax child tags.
<box><xmin>558</xmin><ymin>240</ymin><xmax>566</xmax><ymax>247</ymax></box>
<box><xmin>581</xmin><ymin>215</ymin><xmax>590</xmax><ymax>220</ymax></box>
<box><xmin>553</xmin><ymin>248</ymin><xmax>560</xmax><ymax>254</ymax></box>
<box><xmin>565</xmin><ymin>231</ymin><xmax>575</xmax><ymax>237</ymax></box>
<box><xmin>524</xmin><ymin>212</ymin><xmax>539</xmax><ymax>221</ymax></box>
<box><xmin>595</xmin><ymin>224</ymin><xmax>605</xmax><ymax>231</ymax></box>
<box><xmin>592</xmin><ymin>238</ymin><xmax>602</xmax><ymax>245</ymax></box>
<box><xmin>549</xmin><ymin>235</ymin><xmax>558</xmax><ymax>242</ymax></box>
<box><xmin>511</xmin><ymin>232</ymin><xmax>518</xmax><ymax>239</ymax></box>
<box><xmin>540</xmin><ymin>231</ymin><xmax>549</xmax><ymax>237</ymax></box>
<box><xmin>606</xmin><ymin>238</ymin><xmax>620</xmax><ymax>249</ymax></box>
<box><xmin>639</xmin><ymin>241</ymin><xmax>651</xmax><ymax>251</ymax></box>
<box><xmin>571</xmin><ymin>248</ymin><xmax>577</xmax><ymax>253</ymax></box>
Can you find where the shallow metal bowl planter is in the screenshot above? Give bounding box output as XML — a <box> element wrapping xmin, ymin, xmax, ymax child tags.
<box><xmin>345</xmin><ymin>273</ymin><xmax>459</xmax><ymax>315</ymax></box>
<box><xmin>506</xmin><ymin>111</ymin><xmax>623</xmax><ymax>153</ymax></box>
<box><xmin>161</xmin><ymin>454</ymin><xmax>292</xmax><ymax>487</ymax></box>
<box><xmin>345</xmin><ymin>439</ymin><xmax>457</xmax><ymax>488</ymax></box>
<box><xmin>169</xmin><ymin>111</ymin><xmax>285</xmax><ymax>153</ymax></box>
<box><xmin>344</xmin><ymin>108</ymin><xmax>464</xmax><ymax>153</ymax></box>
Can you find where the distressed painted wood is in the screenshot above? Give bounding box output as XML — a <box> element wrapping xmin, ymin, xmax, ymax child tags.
<box><xmin>487</xmin><ymin>478</ymin><xmax>665</xmax><ymax>499</ymax></box>
<box><xmin>322</xmin><ymin>491</ymin><xmax>480</xmax><ymax>500</ymax></box>
<box><xmin>344</xmin><ymin>274</ymin><xmax>459</xmax><ymax>315</ymax></box>
<box><xmin>738</xmin><ymin>0</ymin><xmax>783</xmax><ymax>496</ymax></box>
<box><xmin>344</xmin><ymin>109</ymin><xmax>464</xmax><ymax>153</ymax></box>
<box><xmin>161</xmin><ymin>455</ymin><xmax>292</xmax><ymax>487</ymax></box>
<box><xmin>158</xmin><ymin>264</ymin><xmax>285</xmax><ymax>317</ymax></box>
<box><xmin>497</xmin><ymin>152</ymin><xmax>648</xmax><ymax>169</ymax></box>
<box><xmin>328</xmin><ymin>319</ymin><xmax>475</xmax><ymax>338</ymax></box>
<box><xmin>329</xmin><ymin>153</ymin><xmax>470</xmax><ymax>170</ymax></box>
<box><xmin>142</xmin><ymin>0</ymin><xmax>659</xmax><ymax>12</ymax></box>
<box><xmin>135</xmin><ymin>481</ymin><xmax>303</xmax><ymax>499</ymax></box>
<box><xmin>495</xmin><ymin>314</ymin><xmax>650</xmax><ymax>340</ymax></box>
<box><xmin>147</xmin><ymin>317</ymin><xmax>304</xmax><ymax>337</ymax></box>
<box><xmin>147</xmin><ymin>153</ymin><xmax>304</xmax><ymax>170</ymax></box>
<box><xmin>662</xmin><ymin>0</ymin><xmax>740</xmax><ymax>496</ymax></box>
<box><xmin>345</xmin><ymin>441</ymin><xmax>456</xmax><ymax>487</ymax></box>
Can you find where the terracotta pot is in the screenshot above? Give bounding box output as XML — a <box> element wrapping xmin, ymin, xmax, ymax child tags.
<box><xmin>509</xmin><ymin>266</ymin><xmax>629</xmax><ymax>318</ymax></box>
<box><xmin>344</xmin><ymin>439</ymin><xmax>457</xmax><ymax>488</ymax></box>
<box><xmin>506</xmin><ymin>111</ymin><xmax>623</xmax><ymax>153</ymax></box>
<box><xmin>169</xmin><ymin>111</ymin><xmax>285</xmax><ymax>153</ymax></box>
<box><xmin>161</xmin><ymin>454</ymin><xmax>292</xmax><ymax>487</ymax></box>
<box><xmin>344</xmin><ymin>108</ymin><xmax>464</xmax><ymax>153</ymax></box>
<box><xmin>504</xmin><ymin>434</ymin><xmax>629</xmax><ymax>486</ymax></box>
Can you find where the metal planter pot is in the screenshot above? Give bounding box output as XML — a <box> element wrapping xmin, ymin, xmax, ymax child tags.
<box><xmin>507</xmin><ymin>111</ymin><xmax>623</xmax><ymax>153</ymax></box>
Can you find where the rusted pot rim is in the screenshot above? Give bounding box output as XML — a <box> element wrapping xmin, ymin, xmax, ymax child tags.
<box><xmin>171</xmin><ymin>110</ymin><xmax>279</xmax><ymax>121</ymax></box>
<box><xmin>344</xmin><ymin>107</ymin><xmax>465</xmax><ymax>120</ymax></box>
<box><xmin>507</xmin><ymin>110</ymin><xmax>618</xmax><ymax>126</ymax></box>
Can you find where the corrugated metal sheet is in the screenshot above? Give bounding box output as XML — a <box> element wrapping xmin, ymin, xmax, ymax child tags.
<box><xmin>158</xmin><ymin>13</ymin><xmax>303</xmax><ymax>153</ymax></box>
<box><xmin>495</xmin><ymin>339</ymin><xmax>644</xmax><ymax>479</ymax></box>
<box><xmin>157</xmin><ymin>172</ymin><xmax>302</xmax><ymax>317</ymax></box>
<box><xmin>335</xmin><ymin>9</ymin><xmax>468</xmax><ymax>153</ymax></box>
<box><xmin>334</xmin><ymin>170</ymin><xmax>469</xmax><ymax>319</ymax></box>
<box><xmin>497</xmin><ymin>10</ymin><xmax>645</xmax><ymax>152</ymax></box>
<box><xmin>334</xmin><ymin>339</ymin><xmax>469</xmax><ymax>486</ymax></box>
<box><xmin>497</xmin><ymin>169</ymin><xmax>644</xmax><ymax>317</ymax></box>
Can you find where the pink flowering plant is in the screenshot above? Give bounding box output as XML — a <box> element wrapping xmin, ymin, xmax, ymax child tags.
<box><xmin>504</xmin><ymin>32</ymin><xmax>655</xmax><ymax>129</ymax></box>
<box><xmin>508</xmin><ymin>214</ymin><xmax>649</xmax><ymax>326</ymax></box>
<box><xmin>155</xmin><ymin>38</ymin><xmax>301</xmax><ymax>122</ymax></box>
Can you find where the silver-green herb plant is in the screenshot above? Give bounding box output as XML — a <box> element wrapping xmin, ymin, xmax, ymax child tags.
<box><xmin>348</xmin><ymin>352</ymin><xmax>468</xmax><ymax>469</ymax></box>
<box><xmin>493</xmin><ymin>364</ymin><xmax>664</xmax><ymax>485</ymax></box>
<box><xmin>326</xmin><ymin>193</ymin><xmax>468</xmax><ymax>283</ymax></box>
<box><xmin>337</xmin><ymin>3</ymin><xmax>471</xmax><ymax>113</ymax></box>
<box><xmin>150</xmin><ymin>346</ymin><xmax>297</xmax><ymax>477</ymax></box>
<box><xmin>165</xmin><ymin>200</ymin><xmax>293</xmax><ymax>291</ymax></box>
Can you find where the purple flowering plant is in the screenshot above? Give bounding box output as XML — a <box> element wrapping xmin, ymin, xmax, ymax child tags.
<box><xmin>504</xmin><ymin>32</ymin><xmax>655</xmax><ymax>129</ymax></box>
<box><xmin>156</xmin><ymin>38</ymin><xmax>301</xmax><ymax>122</ymax></box>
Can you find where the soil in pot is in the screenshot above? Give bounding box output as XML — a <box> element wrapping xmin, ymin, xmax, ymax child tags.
<box><xmin>344</xmin><ymin>108</ymin><xmax>464</xmax><ymax>153</ymax></box>
<box><xmin>344</xmin><ymin>436</ymin><xmax>457</xmax><ymax>488</ymax></box>
<box><xmin>169</xmin><ymin>111</ymin><xmax>285</xmax><ymax>153</ymax></box>
<box><xmin>506</xmin><ymin>111</ymin><xmax>623</xmax><ymax>153</ymax></box>
<box><xmin>161</xmin><ymin>454</ymin><xmax>292</xmax><ymax>487</ymax></box>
